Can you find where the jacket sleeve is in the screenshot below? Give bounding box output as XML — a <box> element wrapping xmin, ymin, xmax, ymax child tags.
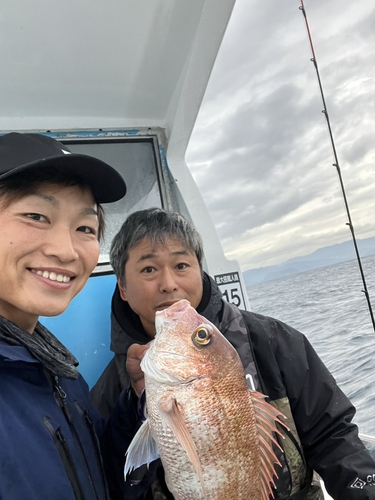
<box><xmin>246</xmin><ymin>311</ymin><xmax>375</xmax><ymax>499</ymax></box>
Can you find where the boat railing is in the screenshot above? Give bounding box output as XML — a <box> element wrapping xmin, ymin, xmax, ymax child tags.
<box><xmin>360</xmin><ymin>433</ymin><xmax>375</xmax><ymax>460</ymax></box>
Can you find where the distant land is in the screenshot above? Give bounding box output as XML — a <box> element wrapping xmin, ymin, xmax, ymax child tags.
<box><xmin>243</xmin><ymin>237</ymin><xmax>375</xmax><ymax>286</ymax></box>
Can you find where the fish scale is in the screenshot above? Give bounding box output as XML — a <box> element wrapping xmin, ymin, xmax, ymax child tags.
<box><xmin>125</xmin><ymin>299</ymin><xmax>287</xmax><ymax>500</ymax></box>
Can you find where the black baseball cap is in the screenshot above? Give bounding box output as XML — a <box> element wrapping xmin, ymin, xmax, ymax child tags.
<box><xmin>0</xmin><ymin>132</ymin><xmax>126</xmax><ymax>204</ymax></box>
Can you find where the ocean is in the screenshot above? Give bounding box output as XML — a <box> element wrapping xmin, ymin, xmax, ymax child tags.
<box><xmin>246</xmin><ymin>253</ymin><xmax>375</xmax><ymax>437</ymax></box>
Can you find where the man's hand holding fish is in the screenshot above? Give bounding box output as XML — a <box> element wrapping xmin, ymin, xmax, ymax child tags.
<box><xmin>127</xmin><ymin>343</ymin><xmax>150</xmax><ymax>397</ymax></box>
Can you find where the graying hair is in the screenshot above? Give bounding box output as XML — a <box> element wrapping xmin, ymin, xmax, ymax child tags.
<box><xmin>110</xmin><ymin>208</ymin><xmax>204</xmax><ymax>283</ymax></box>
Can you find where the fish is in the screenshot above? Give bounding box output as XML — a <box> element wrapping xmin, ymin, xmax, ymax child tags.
<box><xmin>124</xmin><ymin>299</ymin><xmax>287</xmax><ymax>500</ymax></box>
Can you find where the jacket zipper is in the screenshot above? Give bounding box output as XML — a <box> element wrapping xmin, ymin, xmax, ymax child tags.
<box><xmin>75</xmin><ymin>401</ymin><xmax>110</xmax><ymax>500</ymax></box>
<box><xmin>52</xmin><ymin>375</ymin><xmax>101</xmax><ymax>500</ymax></box>
<box><xmin>43</xmin><ymin>416</ymin><xmax>86</xmax><ymax>500</ymax></box>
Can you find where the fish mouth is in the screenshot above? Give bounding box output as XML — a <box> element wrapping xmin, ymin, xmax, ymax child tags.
<box><xmin>155</xmin><ymin>299</ymin><xmax>191</xmax><ymax>318</ymax></box>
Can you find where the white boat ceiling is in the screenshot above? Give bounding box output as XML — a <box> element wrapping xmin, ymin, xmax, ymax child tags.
<box><xmin>1</xmin><ymin>0</ymin><xmax>235</xmax><ymax>154</ymax></box>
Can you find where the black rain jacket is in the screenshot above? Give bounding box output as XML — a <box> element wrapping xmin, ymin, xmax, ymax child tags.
<box><xmin>91</xmin><ymin>273</ymin><xmax>375</xmax><ymax>499</ymax></box>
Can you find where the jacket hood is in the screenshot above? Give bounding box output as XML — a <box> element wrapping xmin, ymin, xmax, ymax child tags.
<box><xmin>110</xmin><ymin>272</ymin><xmax>223</xmax><ymax>355</ymax></box>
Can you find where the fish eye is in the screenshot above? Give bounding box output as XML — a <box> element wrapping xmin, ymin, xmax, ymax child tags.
<box><xmin>192</xmin><ymin>326</ymin><xmax>212</xmax><ymax>347</ymax></box>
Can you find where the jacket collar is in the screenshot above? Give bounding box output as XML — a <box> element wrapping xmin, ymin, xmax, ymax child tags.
<box><xmin>0</xmin><ymin>340</ymin><xmax>40</xmax><ymax>364</ymax></box>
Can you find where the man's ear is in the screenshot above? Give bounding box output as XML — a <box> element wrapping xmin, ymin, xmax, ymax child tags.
<box><xmin>117</xmin><ymin>278</ymin><xmax>128</xmax><ymax>302</ymax></box>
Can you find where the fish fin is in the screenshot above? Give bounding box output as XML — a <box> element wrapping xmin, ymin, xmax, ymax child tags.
<box><xmin>159</xmin><ymin>394</ymin><xmax>206</xmax><ymax>498</ymax></box>
<box><xmin>249</xmin><ymin>390</ymin><xmax>288</xmax><ymax>500</ymax></box>
<box><xmin>124</xmin><ymin>419</ymin><xmax>159</xmax><ymax>478</ymax></box>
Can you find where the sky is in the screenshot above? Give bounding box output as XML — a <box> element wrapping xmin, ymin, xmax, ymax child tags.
<box><xmin>185</xmin><ymin>0</ymin><xmax>375</xmax><ymax>272</ymax></box>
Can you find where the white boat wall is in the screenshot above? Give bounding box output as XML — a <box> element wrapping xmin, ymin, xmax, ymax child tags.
<box><xmin>1</xmin><ymin>0</ymin><xmax>250</xmax><ymax>387</ymax></box>
<box><xmin>2</xmin><ymin>2</ymin><xmax>374</xmax><ymax>495</ymax></box>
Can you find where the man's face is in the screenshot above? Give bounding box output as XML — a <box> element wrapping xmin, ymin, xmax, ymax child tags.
<box><xmin>0</xmin><ymin>183</ymin><xmax>100</xmax><ymax>332</ymax></box>
<box><xmin>118</xmin><ymin>236</ymin><xmax>203</xmax><ymax>337</ymax></box>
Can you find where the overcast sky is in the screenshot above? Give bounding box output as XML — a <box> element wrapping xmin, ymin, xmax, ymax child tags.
<box><xmin>186</xmin><ymin>0</ymin><xmax>375</xmax><ymax>272</ymax></box>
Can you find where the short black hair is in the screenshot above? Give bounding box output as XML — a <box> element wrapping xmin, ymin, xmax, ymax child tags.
<box><xmin>110</xmin><ymin>208</ymin><xmax>203</xmax><ymax>283</ymax></box>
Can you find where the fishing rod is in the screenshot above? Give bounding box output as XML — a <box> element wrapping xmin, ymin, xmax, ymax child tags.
<box><xmin>299</xmin><ymin>0</ymin><xmax>375</xmax><ymax>334</ymax></box>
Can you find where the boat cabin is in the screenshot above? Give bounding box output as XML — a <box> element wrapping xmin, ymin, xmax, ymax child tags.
<box><xmin>1</xmin><ymin>0</ymin><xmax>248</xmax><ymax>387</ymax></box>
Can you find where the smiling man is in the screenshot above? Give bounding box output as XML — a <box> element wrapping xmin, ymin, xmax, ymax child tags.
<box><xmin>116</xmin><ymin>237</ymin><xmax>203</xmax><ymax>338</ymax></box>
<box><xmin>91</xmin><ymin>207</ymin><xmax>375</xmax><ymax>500</ymax></box>
<box><xmin>0</xmin><ymin>132</ymin><xmax>148</xmax><ymax>500</ymax></box>
<box><xmin>0</xmin><ymin>184</ymin><xmax>100</xmax><ymax>331</ymax></box>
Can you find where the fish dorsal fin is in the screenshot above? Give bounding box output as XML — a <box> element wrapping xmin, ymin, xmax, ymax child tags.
<box><xmin>250</xmin><ymin>390</ymin><xmax>289</xmax><ymax>500</ymax></box>
<box><xmin>159</xmin><ymin>392</ymin><xmax>207</xmax><ymax>498</ymax></box>
<box><xmin>124</xmin><ymin>419</ymin><xmax>160</xmax><ymax>478</ymax></box>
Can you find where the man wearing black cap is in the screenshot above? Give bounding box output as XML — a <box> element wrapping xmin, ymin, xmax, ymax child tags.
<box><xmin>0</xmin><ymin>132</ymin><xmax>148</xmax><ymax>500</ymax></box>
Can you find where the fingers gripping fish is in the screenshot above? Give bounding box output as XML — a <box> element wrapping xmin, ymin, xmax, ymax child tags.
<box><xmin>125</xmin><ymin>299</ymin><xmax>288</xmax><ymax>500</ymax></box>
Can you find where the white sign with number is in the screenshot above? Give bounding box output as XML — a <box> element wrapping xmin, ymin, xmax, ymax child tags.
<box><xmin>214</xmin><ymin>272</ymin><xmax>246</xmax><ymax>310</ymax></box>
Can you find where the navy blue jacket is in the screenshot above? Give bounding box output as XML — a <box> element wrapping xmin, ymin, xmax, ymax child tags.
<box><xmin>0</xmin><ymin>339</ymin><xmax>145</xmax><ymax>500</ymax></box>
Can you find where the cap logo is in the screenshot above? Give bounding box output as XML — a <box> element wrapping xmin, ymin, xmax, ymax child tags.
<box><xmin>61</xmin><ymin>149</ymin><xmax>71</xmax><ymax>155</ymax></box>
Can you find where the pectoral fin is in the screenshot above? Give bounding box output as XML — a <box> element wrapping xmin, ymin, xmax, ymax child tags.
<box><xmin>159</xmin><ymin>394</ymin><xmax>206</xmax><ymax>497</ymax></box>
<box><xmin>124</xmin><ymin>419</ymin><xmax>159</xmax><ymax>478</ymax></box>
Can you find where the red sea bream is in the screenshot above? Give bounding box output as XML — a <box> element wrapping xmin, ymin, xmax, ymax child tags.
<box><xmin>124</xmin><ymin>299</ymin><xmax>287</xmax><ymax>500</ymax></box>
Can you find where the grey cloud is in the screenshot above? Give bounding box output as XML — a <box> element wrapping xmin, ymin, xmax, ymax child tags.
<box><xmin>186</xmin><ymin>0</ymin><xmax>375</xmax><ymax>270</ymax></box>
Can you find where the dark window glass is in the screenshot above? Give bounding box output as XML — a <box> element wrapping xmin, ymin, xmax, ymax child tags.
<box><xmin>66</xmin><ymin>139</ymin><xmax>163</xmax><ymax>262</ymax></box>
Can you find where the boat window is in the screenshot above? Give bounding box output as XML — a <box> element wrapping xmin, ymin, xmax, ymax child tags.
<box><xmin>64</xmin><ymin>138</ymin><xmax>164</xmax><ymax>267</ymax></box>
